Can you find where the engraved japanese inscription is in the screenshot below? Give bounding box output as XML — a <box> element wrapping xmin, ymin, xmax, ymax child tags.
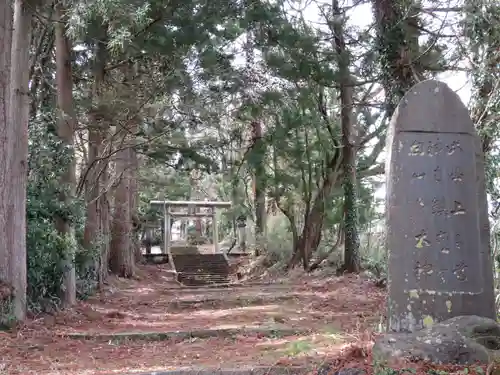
<box><xmin>394</xmin><ymin>133</ymin><xmax>482</xmax><ymax>293</ymax></box>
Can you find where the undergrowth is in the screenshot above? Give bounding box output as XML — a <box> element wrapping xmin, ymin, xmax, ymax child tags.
<box><xmin>243</xmin><ymin>212</ymin><xmax>387</xmax><ymax>277</ymax></box>
<box><xmin>25</xmin><ymin>118</ymin><xmax>98</xmax><ymax>314</ymax></box>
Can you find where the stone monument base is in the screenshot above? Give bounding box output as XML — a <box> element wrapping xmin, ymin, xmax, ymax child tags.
<box><xmin>373</xmin><ymin>315</ymin><xmax>500</xmax><ymax>366</ymax></box>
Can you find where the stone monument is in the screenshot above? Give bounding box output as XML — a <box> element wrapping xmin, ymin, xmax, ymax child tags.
<box><xmin>385</xmin><ymin>79</ymin><xmax>496</xmax><ymax>333</ymax></box>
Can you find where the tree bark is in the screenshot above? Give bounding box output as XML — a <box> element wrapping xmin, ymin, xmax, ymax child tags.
<box><xmin>99</xmin><ymin>176</ymin><xmax>111</xmax><ymax>281</ymax></box>
<box><xmin>83</xmin><ymin>126</ymin><xmax>100</xmax><ymax>249</ymax></box>
<box><xmin>83</xmin><ymin>23</ymin><xmax>109</xmax><ymax>287</ymax></box>
<box><xmin>244</xmin><ymin>24</ymin><xmax>267</xmax><ymax>250</ymax></box>
<box><xmin>465</xmin><ymin>0</ymin><xmax>499</xmax><ymax>155</ymax></box>
<box><xmin>55</xmin><ymin>4</ymin><xmax>77</xmax><ymax>306</ymax></box>
<box><xmin>129</xmin><ymin>119</ymin><xmax>141</xmax><ymax>263</ymax></box>
<box><xmin>286</xmin><ymin>153</ymin><xmax>342</xmax><ymax>270</ymax></box>
<box><xmin>29</xmin><ymin>28</ymin><xmax>54</xmax><ymax>119</ymax></box>
<box><xmin>8</xmin><ymin>0</ymin><xmax>33</xmax><ymax>321</ymax></box>
<box><xmin>0</xmin><ymin>0</ymin><xmax>13</xmax><ymax>289</ymax></box>
<box><xmin>109</xmin><ymin>61</ymin><xmax>137</xmax><ymax>277</ymax></box>
<box><xmin>308</xmin><ymin>223</ymin><xmax>344</xmax><ymax>272</ymax></box>
<box><xmin>251</xmin><ymin>120</ymin><xmax>267</xmax><ymax>241</ymax></box>
<box><xmin>109</xmin><ymin>143</ymin><xmax>133</xmax><ymax>277</ymax></box>
<box><xmin>371</xmin><ymin>0</ymin><xmax>421</xmax><ymax>117</ymax></box>
<box><xmin>331</xmin><ymin>0</ymin><xmax>360</xmax><ymax>273</ymax></box>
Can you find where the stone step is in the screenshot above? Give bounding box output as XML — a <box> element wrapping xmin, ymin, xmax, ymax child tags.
<box><xmin>173</xmin><ymin>256</ymin><xmax>228</xmax><ymax>271</ymax></box>
<box><xmin>176</xmin><ymin>258</ymin><xmax>228</xmax><ymax>265</ymax></box>
<box><xmin>171</xmin><ymin>253</ymin><xmax>231</xmax><ymax>286</ymax></box>
<box><xmin>142</xmin><ymin>253</ymin><xmax>170</xmax><ymax>264</ymax></box>
<box><xmin>178</xmin><ymin>274</ymin><xmax>229</xmax><ymax>282</ymax></box>
<box><xmin>175</xmin><ymin>262</ymin><xmax>229</xmax><ymax>270</ymax></box>
<box><xmin>177</xmin><ymin>273</ymin><xmax>230</xmax><ymax>286</ymax></box>
<box><xmin>178</xmin><ymin>270</ymin><xmax>228</xmax><ymax>276</ymax></box>
<box><xmin>176</xmin><ymin>263</ymin><xmax>229</xmax><ymax>271</ymax></box>
<box><xmin>120</xmin><ymin>366</ymin><xmax>309</xmax><ymax>375</ymax></box>
<box><xmin>173</xmin><ymin>254</ymin><xmax>227</xmax><ymax>263</ymax></box>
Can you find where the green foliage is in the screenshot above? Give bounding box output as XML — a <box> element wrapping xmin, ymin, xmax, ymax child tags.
<box><xmin>24</xmin><ymin>0</ymin><xmax>500</xmax><ymax>296</ymax></box>
<box><xmin>464</xmin><ymin>1</ymin><xmax>500</xmax><ymax>203</ymax></box>
<box><xmin>0</xmin><ymin>297</ymin><xmax>15</xmax><ymax>330</ymax></box>
<box><xmin>27</xmin><ymin>118</ymin><xmax>90</xmax><ymax>311</ymax></box>
<box><xmin>371</xmin><ymin>0</ymin><xmax>421</xmax><ymax>117</ymax></box>
<box><xmin>284</xmin><ymin>339</ymin><xmax>312</xmax><ymax>356</ymax></box>
<box><xmin>186</xmin><ymin>226</ymin><xmax>210</xmax><ymax>245</ymax></box>
<box><xmin>261</xmin><ymin>214</ymin><xmax>294</xmax><ymax>266</ymax></box>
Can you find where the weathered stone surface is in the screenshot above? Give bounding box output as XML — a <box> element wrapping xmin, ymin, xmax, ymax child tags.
<box><xmin>373</xmin><ymin>315</ymin><xmax>500</xmax><ymax>365</ymax></box>
<box><xmin>334</xmin><ymin>369</ymin><xmax>367</xmax><ymax>375</ymax></box>
<box><xmin>317</xmin><ymin>364</ymin><xmax>367</xmax><ymax>375</ymax></box>
<box><xmin>121</xmin><ymin>367</ymin><xmax>309</xmax><ymax>375</ymax></box>
<box><xmin>142</xmin><ymin>253</ymin><xmax>170</xmax><ymax>264</ymax></box>
<box><xmin>385</xmin><ymin>79</ymin><xmax>495</xmax><ymax>332</ymax></box>
<box><xmin>474</xmin><ymin>135</ymin><xmax>496</xmax><ymax>319</ymax></box>
<box><xmin>60</xmin><ymin>326</ymin><xmax>307</xmax><ymax>341</ymax></box>
<box><xmin>170</xmin><ymin>245</ymin><xmax>200</xmax><ymax>255</ymax></box>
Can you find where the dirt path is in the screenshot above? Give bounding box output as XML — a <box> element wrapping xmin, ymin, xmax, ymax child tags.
<box><xmin>1</xmin><ymin>265</ymin><xmax>386</xmax><ymax>375</ymax></box>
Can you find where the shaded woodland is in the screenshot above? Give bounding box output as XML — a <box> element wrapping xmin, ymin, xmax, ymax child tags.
<box><xmin>0</xmin><ymin>0</ymin><xmax>499</xmax><ymax>325</ymax></box>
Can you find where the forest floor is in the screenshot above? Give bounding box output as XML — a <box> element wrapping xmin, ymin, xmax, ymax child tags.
<box><xmin>0</xmin><ymin>263</ymin><xmax>487</xmax><ymax>375</ymax></box>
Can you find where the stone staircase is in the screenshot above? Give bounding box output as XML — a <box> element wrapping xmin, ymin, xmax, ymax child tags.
<box><xmin>172</xmin><ymin>253</ymin><xmax>230</xmax><ymax>286</ymax></box>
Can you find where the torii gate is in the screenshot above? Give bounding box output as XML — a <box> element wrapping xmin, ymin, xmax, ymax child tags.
<box><xmin>149</xmin><ymin>200</ymin><xmax>232</xmax><ymax>256</ymax></box>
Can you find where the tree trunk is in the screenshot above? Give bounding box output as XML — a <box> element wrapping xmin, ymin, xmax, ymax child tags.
<box><xmin>109</xmin><ymin>61</ymin><xmax>138</xmax><ymax>277</ymax></box>
<box><xmin>195</xmin><ymin>213</ymin><xmax>203</xmax><ymax>237</ymax></box>
<box><xmin>55</xmin><ymin>4</ymin><xmax>77</xmax><ymax>306</ymax></box>
<box><xmin>308</xmin><ymin>223</ymin><xmax>344</xmax><ymax>272</ymax></box>
<box><xmin>244</xmin><ymin>23</ymin><xmax>267</xmax><ymax>252</ymax></box>
<box><xmin>0</xmin><ymin>0</ymin><xmax>13</xmax><ymax>291</ymax></box>
<box><xmin>371</xmin><ymin>0</ymin><xmax>421</xmax><ymax>117</ymax></box>
<box><xmin>29</xmin><ymin>27</ymin><xmax>54</xmax><ymax>119</ymax></box>
<box><xmin>83</xmin><ymin>127</ymin><xmax>100</xmax><ymax>249</ymax></box>
<box><xmin>130</xmin><ymin>149</ymin><xmax>141</xmax><ymax>263</ymax></box>
<box><xmin>301</xmin><ymin>176</ymin><xmax>335</xmax><ymax>268</ymax></box>
<box><xmin>99</xmin><ymin>182</ymin><xmax>111</xmax><ymax>279</ymax></box>
<box><xmin>8</xmin><ymin>0</ymin><xmax>32</xmax><ymax>321</ymax></box>
<box><xmin>129</xmin><ymin>64</ymin><xmax>141</xmax><ymax>263</ymax></box>
<box><xmin>83</xmin><ymin>24</ymin><xmax>109</xmax><ymax>287</ymax></box>
<box><xmin>465</xmin><ymin>1</ymin><xmax>499</xmax><ymax>154</ymax></box>
<box><xmin>331</xmin><ymin>0</ymin><xmax>360</xmax><ymax>273</ymax></box>
<box><xmin>251</xmin><ymin>120</ymin><xmax>267</xmax><ymax>240</ymax></box>
<box><xmin>109</xmin><ymin>145</ymin><xmax>133</xmax><ymax>277</ymax></box>
<box><xmin>287</xmin><ymin>156</ymin><xmax>342</xmax><ymax>270</ymax></box>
